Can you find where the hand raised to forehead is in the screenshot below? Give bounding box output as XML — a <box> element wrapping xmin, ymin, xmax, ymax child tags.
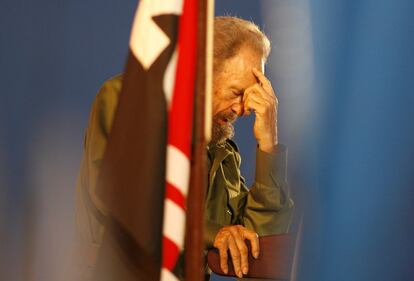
<box><xmin>242</xmin><ymin>68</ymin><xmax>278</xmax><ymax>153</ymax></box>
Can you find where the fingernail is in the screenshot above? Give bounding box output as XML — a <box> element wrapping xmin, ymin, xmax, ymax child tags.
<box><xmin>223</xmin><ymin>267</ymin><xmax>228</xmax><ymax>274</ymax></box>
<box><xmin>243</xmin><ymin>267</ymin><xmax>248</xmax><ymax>274</ymax></box>
<box><xmin>254</xmin><ymin>251</ymin><xmax>259</xmax><ymax>259</ymax></box>
<box><xmin>238</xmin><ymin>270</ymin><xmax>243</xmax><ymax>278</ymax></box>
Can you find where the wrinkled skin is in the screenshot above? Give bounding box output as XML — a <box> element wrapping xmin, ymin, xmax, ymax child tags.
<box><xmin>212</xmin><ymin>46</ymin><xmax>279</xmax><ymax>278</ymax></box>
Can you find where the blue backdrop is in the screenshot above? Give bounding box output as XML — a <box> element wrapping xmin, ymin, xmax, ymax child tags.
<box><xmin>1</xmin><ymin>0</ymin><xmax>414</xmax><ymax>280</ymax></box>
<box><xmin>297</xmin><ymin>0</ymin><xmax>414</xmax><ymax>280</ymax></box>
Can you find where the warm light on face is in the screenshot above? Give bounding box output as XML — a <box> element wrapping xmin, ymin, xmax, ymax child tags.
<box><xmin>210</xmin><ymin>47</ymin><xmax>264</xmax><ymax>143</ymax></box>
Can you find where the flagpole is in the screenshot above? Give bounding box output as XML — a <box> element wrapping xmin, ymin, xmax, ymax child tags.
<box><xmin>185</xmin><ymin>0</ymin><xmax>213</xmax><ymax>280</ymax></box>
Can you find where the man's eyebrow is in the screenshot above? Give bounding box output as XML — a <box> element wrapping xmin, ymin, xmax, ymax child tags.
<box><xmin>229</xmin><ymin>86</ymin><xmax>245</xmax><ymax>92</ymax></box>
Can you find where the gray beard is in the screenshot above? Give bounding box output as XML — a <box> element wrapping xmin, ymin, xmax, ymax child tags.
<box><xmin>211</xmin><ymin>122</ymin><xmax>234</xmax><ymax>145</ymax></box>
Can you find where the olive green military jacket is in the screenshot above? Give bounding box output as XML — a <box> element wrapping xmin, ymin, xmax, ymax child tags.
<box><xmin>74</xmin><ymin>75</ymin><xmax>294</xmax><ymax>278</ymax></box>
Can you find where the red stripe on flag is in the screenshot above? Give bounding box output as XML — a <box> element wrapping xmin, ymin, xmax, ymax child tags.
<box><xmin>167</xmin><ymin>0</ymin><xmax>198</xmax><ymax>157</ymax></box>
<box><xmin>162</xmin><ymin>236</ymin><xmax>181</xmax><ymax>271</ymax></box>
<box><xmin>162</xmin><ymin>0</ymin><xmax>198</xmax><ymax>278</ymax></box>
<box><xmin>166</xmin><ymin>182</ymin><xmax>187</xmax><ymax>211</ymax></box>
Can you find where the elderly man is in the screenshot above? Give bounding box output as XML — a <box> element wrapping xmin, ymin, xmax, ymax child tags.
<box><xmin>75</xmin><ymin>16</ymin><xmax>293</xmax><ymax>280</ymax></box>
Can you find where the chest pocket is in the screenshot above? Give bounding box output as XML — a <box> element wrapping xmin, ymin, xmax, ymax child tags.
<box><xmin>220</xmin><ymin>155</ymin><xmax>240</xmax><ymax>199</ymax></box>
<box><xmin>205</xmin><ymin>143</ymin><xmax>247</xmax><ymax>226</ymax></box>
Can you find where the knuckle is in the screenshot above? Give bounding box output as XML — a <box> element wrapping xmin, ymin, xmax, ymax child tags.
<box><xmin>247</xmin><ymin>229</ymin><xmax>258</xmax><ymax>239</ymax></box>
<box><xmin>229</xmin><ymin>226</ymin><xmax>239</xmax><ymax>234</ymax></box>
<box><xmin>240</xmin><ymin>247</ymin><xmax>248</xmax><ymax>255</ymax></box>
<box><xmin>232</xmin><ymin>253</ymin><xmax>241</xmax><ymax>261</ymax></box>
<box><xmin>214</xmin><ymin>240</ymin><xmax>222</xmax><ymax>248</ymax></box>
<box><xmin>221</xmin><ymin>229</ymin><xmax>230</xmax><ymax>237</ymax></box>
<box><xmin>215</xmin><ymin>237</ymin><xmax>229</xmax><ymax>248</ymax></box>
<box><xmin>231</xmin><ymin>248</ymin><xmax>241</xmax><ymax>258</ymax></box>
<box><xmin>245</xmin><ymin>227</ymin><xmax>253</xmax><ymax>234</ymax></box>
<box><xmin>236</xmin><ymin>225</ymin><xmax>244</xmax><ymax>231</ymax></box>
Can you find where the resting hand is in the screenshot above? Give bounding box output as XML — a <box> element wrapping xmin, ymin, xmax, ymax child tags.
<box><xmin>213</xmin><ymin>225</ymin><xmax>260</xmax><ymax>278</ymax></box>
<box><xmin>243</xmin><ymin>68</ymin><xmax>278</xmax><ymax>153</ymax></box>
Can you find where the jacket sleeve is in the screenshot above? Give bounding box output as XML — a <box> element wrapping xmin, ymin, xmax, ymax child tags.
<box><xmin>204</xmin><ymin>219</ymin><xmax>225</xmax><ymax>249</ymax></box>
<box><xmin>75</xmin><ymin>75</ymin><xmax>122</xmax><ymax>248</ymax></box>
<box><xmin>242</xmin><ymin>144</ymin><xmax>294</xmax><ymax>236</ymax></box>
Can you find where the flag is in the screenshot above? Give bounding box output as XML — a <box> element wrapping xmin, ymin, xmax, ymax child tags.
<box><xmin>94</xmin><ymin>0</ymin><xmax>198</xmax><ymax>280</ymax></box>
<box><xmin>161</xmin><ymin>0</ymin><xmax>197</xmax><ymax>279</ymax></box>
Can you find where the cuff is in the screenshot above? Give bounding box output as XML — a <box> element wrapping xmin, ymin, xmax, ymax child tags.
<box><xmin>255</xmin><ymin>144</ymin><xmax>288</xmax><ymax>187</ymax></box>
<box><xmin>204</xmin><ymin>219</ymin><xmax>224</xmax><ymax>249</ymax></box>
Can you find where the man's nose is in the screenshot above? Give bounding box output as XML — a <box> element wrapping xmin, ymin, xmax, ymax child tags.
<box><xmin>231</xmin><ymin>102</ymin><xmax>244</xmax><ymax>116</ymax></box>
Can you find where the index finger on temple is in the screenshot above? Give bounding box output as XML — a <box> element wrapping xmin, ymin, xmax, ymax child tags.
<box><xmin>252</xmin><ymin>68</ymin><xmax>272</xmax><ymax>91</ymax></box>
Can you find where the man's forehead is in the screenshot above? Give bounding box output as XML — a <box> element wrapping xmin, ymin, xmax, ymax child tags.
<box><xmin>227</xmin><ymin>72</ymin><xmax>257</xmax><ymax>90</ymax></box>
<box><xmin>217</xmin><ymin>48</ymin><xmax>264</xmax><ymax>89</ymax></box>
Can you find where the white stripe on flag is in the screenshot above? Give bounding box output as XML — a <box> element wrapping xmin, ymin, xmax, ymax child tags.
<box><xmin>161</xmin><ymin>267</ymin><xmax>180</xmax><ymax>281</ymax></box>
<box><xmin>163</xmin><ymin>199</ymin><xmax>186</xmax><ymax>249</ymax></box>
<box><xmin>204</xmin><ymin>0</ymin><xmax>214</xmax><ymax>142</ymax></box>
<box><xmin>166</xmin><ymin>145</ymin><xmax>190</xmax><ymax>196</ymax></box>
<box><xmin>164</xmin><ymin>48</ymin><xmax>178</xmax><ymax>109</ymax></box>
<box><xmin>131</xmin><ymin>0</ymin><xmax>184</xmax><ymax>69</ymax></box>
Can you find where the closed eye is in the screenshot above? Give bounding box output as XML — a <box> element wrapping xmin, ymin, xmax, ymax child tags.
<box><xmin>233</xmin><ymin>90</ymin><xmax>244</xmax><ymax>97</ymax></box>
